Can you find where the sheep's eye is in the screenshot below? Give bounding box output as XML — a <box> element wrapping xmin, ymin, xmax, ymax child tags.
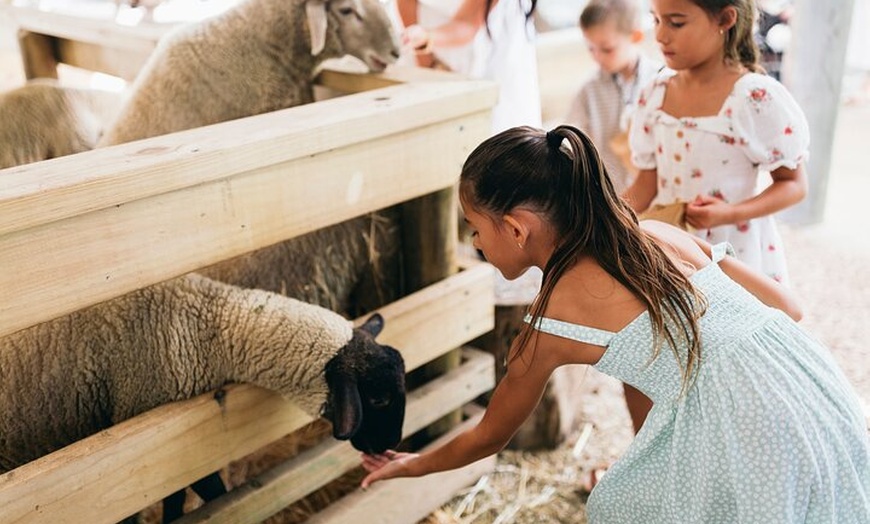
<box><xmin>368</xmin><ymin>396</ymin><xmax>391</xmax><ymax>409</ymax></box>
<box><xmin>338</xmin><ymin>7</ymin><xmax>355</xmax><ymax>15</ymax></box>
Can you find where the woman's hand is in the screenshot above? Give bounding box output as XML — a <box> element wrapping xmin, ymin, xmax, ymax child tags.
<box><xmin>402</xmin><ymin>24</ymin><xmax>431</xmax><ymax>53</ymax></box>
<box><xmin>360</xmin><ymin>450</ymin><xmax>419</xmax><ymax>488</ymax></box>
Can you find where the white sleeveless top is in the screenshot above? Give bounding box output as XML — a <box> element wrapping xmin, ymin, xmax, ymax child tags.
<box><xmin>411</xmin><ymin>0</ymin><xmax>542</xmax><ymax>132</ymax></box>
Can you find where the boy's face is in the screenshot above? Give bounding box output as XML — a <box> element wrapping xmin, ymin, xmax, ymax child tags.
<box><xmin>582</xmin><ymin>21</ymin><xmax>639</xmax><ymax>74</ymax></box>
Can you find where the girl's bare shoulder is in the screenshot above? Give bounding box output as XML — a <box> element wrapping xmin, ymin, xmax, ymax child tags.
<box><xmin>639</xmin><ymin>220</ymin><xmax>711</xmax><ymax>273</ymax></box>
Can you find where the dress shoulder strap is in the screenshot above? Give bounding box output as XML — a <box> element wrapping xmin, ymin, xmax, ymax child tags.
<box><xmin>711</xmin><ymin>242</ymin><xmax>735</xmax><ymax>263</ymax></box>
<box><xmin>523</xmin><ymin>314</ymin><xmax>614</xmax><ymax>347</ymax></box>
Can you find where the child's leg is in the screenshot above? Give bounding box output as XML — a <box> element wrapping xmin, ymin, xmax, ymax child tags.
<box><xmin>623</xmin><ymin>383</ymin><xmax>652</xmax><ymax>434</ymax></box>
<box><xmin>581</xmin><ymin>383</ymin><xmax>653</xmax><ymax>494</ymax></box>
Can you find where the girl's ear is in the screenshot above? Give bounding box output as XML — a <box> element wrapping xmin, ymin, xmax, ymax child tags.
<box><xmin>630</xmin><ymin>28</ymin><xmax>644</xmax><ymax>44</ymax></box>
<box><xmin>503</xmin><ymin>212</ymin><xmax>531</xmax><ymax>247</ymax></box>
<box><xmin>718</xmin><ymin>6</ymin><xmax>738</xmax><ymax>31</ymax></box>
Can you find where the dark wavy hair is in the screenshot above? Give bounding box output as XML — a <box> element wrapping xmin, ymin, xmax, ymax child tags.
<box><xmin>459</xmin><ymin>125</ymin><xmax>707</xmax><ymax>392</ymax></box>
<box><xmin>690</xmin><ymin>0</ymin><xmax>762</xmax><ymax>72</ymax></box>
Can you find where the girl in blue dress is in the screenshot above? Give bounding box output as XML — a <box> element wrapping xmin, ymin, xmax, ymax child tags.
<box><xmin>360</xmin><ymin>124</ymin><xmax>869</xmax><ymax>523</ymax></box>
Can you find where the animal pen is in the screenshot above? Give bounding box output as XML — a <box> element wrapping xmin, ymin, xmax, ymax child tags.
<box><xmin>0</xmin><ymin>5</ymin><xmax>501</xmax><ymax>522</ymax></box>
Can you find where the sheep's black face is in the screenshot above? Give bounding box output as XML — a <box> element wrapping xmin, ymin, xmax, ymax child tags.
<box><xmin>323</xmin><ymin>313</ymin><xmax>405</xmax><ymax>454</ymax></box>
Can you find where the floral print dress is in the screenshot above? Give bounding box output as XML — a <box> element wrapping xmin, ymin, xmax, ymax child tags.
<box><xmin>629</xmin><ymin>71</ymin><xmax>810</xmax><ymax>283</ymax></box>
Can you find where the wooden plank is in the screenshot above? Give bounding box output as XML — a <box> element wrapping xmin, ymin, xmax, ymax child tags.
<box><xmin>0</xmin><ymin>80</ymin><xmax>495</xmax><ymax>235</ymax></box>
<box><xmin>0</xmin><ymin>270</ymin><xmax>495</xmax><ymax>524</ymax></box>
<box><xmin>176</xmin><ymin>347</ymin><xmax>495</xmax><ymax>524</ymax></box>
<box><xmin>4</xmin><ymin>5</ymin><xmax>170</xmax><ymax>52</ymax></box>
<box><xmin>0</xmin><ymin>83</ymin><xmax>496</xmax><ymax>338</ymax></box>
<box><xmin>372</xmin><ymin>263</ymin><xmax>494</xmax><ymax>373</ymax></box>
<box><xmin>316</xmin><ymin>66</ymin><xmax>466</xmax><ymax>95</ymax></box>
<box><xmin>55</xmin><ymin>38</ymin><xmax>153</xmax><ymax>81</ymax></box>
<box><xmin>307</xmin><ymin>405</ymin><xmax>492</xmax><ymax>524</ymax></box>
<box><xmin>17</xmin><ymin>29</ymin><xmax>58</xmax><ymax>80</ymax></box>
<box><xmin>0</xmin><ymin>383</ymin><xmax>303</xmax><ymax>524</ymax></box>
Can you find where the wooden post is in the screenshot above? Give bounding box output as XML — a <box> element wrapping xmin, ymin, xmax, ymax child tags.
<box><xmin>401</xmin><ymin>188</ymin><xmax>458</xmax><ymax>292</ymax></box>
<box><xmin>17</xmin><ymin>29</ymin><xmax>57</xmax><ymax>80</ymax></box>
<box><xmin>401</xmin><ymin>187</ymin><xmax>464</xmax><ymax>442</ymax></box>
<box><xmin>472</xmin><ymin>305</ymin><xmax>564</xmax><ymax>450</ymax></box>
<box><xmin>778</xmin><ymin>0</ymin><xmax>856</xmax><ymax>225</ymax></box>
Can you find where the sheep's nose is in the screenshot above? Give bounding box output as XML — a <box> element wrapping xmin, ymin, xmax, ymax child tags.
<box><xmin>390</xmin><ymin>49</ymin><xmax>400</xmax><ymax>60</ymax></box>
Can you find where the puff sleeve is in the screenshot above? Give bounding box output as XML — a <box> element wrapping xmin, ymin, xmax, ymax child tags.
<box><xmin>729</xmin><ymin>75</ymin><xmax>810</xmax><ymax>172</ymax></box>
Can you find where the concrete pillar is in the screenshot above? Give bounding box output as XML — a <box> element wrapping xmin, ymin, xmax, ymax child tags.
<box><xmin>779</xmin><ymin>0</ymin><xmax>856</xmax><ymax>225</ymax></box>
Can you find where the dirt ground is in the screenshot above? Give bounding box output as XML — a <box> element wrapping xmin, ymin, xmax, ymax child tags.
<box><xmin>422</xmin><ymin>99</ymin><xmax>870</xmax><ymax>524</ymax></box>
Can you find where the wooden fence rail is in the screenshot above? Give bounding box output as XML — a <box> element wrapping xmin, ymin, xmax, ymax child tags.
<box><xmin>0</xmin><ymin>7</ymin><xmax>500</xmax><ymax>521</ymax></box>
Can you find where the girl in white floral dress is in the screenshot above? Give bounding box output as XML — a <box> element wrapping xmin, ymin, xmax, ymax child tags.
<box><xmin>625</xmin><ymin>0</ymin><xmax>809</xmax><ymax>286</ymax></box>
<box><xmin>618</xmin><ymin>0</ymin><xmax>810</xmax><ymax>452</ymax></box>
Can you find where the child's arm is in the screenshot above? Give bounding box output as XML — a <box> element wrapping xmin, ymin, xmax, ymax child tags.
<box><xmin>396</xmin><ymin>0</ymin><xmax>419</xmax><ymax>26</ymax></box>
<box><xmin>691</xmin><ymin>235</ymin><xmax>803</xmax><ymax>321</ymax></box>
<box><xmin>403</xmin><ymin>0</ymin><xmax>493</xmax><ymax>51</ymax></box>
<box><xmin>361</xmin><ymin>340</ymin><xmax>558</xmax><ymax>487</ymax></box>
<box><xmin>686</xmin><ymin>161</ymin><xmax>808</xmax><ymax>230</ymax></box>
<box><xmin>622</xmin><ymin>168</ymin><xmax>658</xmax><ymax>212</ymax></box>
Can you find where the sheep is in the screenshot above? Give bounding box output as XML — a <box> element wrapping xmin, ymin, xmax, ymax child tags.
<box><xmin>0</xmin><ymin>273</ymin><xmax>406</xmax><ymax>522</ymax></box>
<box><xmin>0</xmin><ymin>79</ymin><xmax>122</xmax><ymax>169</ymax></box>
<box><xmin>99</xmin><ymin>0</ymin><xmax>401</xmax><ymax>145</ymax></box>
<box><xmin>94</xmin><ymin>0</ymin><xmax>405</xmax><ymax>317</ymax></box>
<box><xmin>96</xmin><ymin>0</ymin><xmax>407</xmax><ymax>320</ymax></box>
<box><xmin>2</xmin><ymin>1</ymin><xmax>404</xmax><ymax>517</ymax></box>
<box><xmin>199</xmin><ymin>209</ymin><xmax>403</xmax><ymax>318</ymax></box>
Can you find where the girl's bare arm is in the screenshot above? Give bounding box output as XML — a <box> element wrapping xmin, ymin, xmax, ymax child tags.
<box><xmin>622</xmin><ymin>168</ymin><xmax>658</xmax><ymax>213</ymax></box>
<box><xmin>692</xmin><ymin>235</ymin><xmax>803</xmax><ymax>321</ymax></box>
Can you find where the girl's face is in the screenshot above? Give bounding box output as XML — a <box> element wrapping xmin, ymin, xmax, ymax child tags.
<box><xmin>461</xmin><ymin>200</ymin><xmax>529</xmax><ymax>281</ymax></box>
<box><xmin>650</xmin><ymin>0</ymin><xmax>727</xmax><ymax>71</ymax></box>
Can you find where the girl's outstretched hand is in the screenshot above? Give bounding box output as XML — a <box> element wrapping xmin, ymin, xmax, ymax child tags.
<box><xmin>360</xmin><ymin>450</ymin><xmax>419</xmax><ymax>488</ymax></box>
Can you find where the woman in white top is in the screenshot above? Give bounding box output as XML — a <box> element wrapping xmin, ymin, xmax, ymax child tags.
<box><xmin>396</xmin><ymin>0</ymin><xmax>542</xmax><ymax>133</ymax></box>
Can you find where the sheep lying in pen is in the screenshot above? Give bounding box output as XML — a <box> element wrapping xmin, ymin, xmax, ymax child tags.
<box><xmin>0</xmin><ymin>273</ymin><xmax>405</xmax><ymax>522</ymax></box>
<box><xmin>100</xmin><ymin>0</ymin><xmax>401</xmax><ymax>145</ymax></box>
<box><xmin>0</xmin><ymin>79</ymin><xmax>121</xmax><ymax>169</ymax></box>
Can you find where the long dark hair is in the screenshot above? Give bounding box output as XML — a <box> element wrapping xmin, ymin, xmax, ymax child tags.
<box><xmin>483</xmin><ymin>0</ymin><xmax>537</xmax><ymax>34</ymax></box>
<box><xmin>459</xmin><ymin>125</ymin><xmax>707</xmax><ymax>391</ymax></box>
<box><xmin>690</xmin><ymin>0</ymin><xmax>762</xmax><ymax>72</ymax></box>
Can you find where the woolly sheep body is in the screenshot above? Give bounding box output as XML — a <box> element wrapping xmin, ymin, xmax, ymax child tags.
<box><xmin>0</xmin><ymin>80</ymin><xmax>121</xmax><ymax>169</ymax></box>
<box><xmin>97</xmin><ymin>0</ymin><xmax>405</xmax><ymax>320</ymax></box>
<box><xmin>200</xmin><ymin>209</ymin><xmax>403</xmax><ymax>317</ymax></box>
<box><xmin>100</xmin><ymin>0</ymin><xmax>400</xmax><ymax>145</ymax></box>
<box><xmin>0</xmin><ymin>273</ymin><xmax>405</xmax><ymax>473</ymax></box>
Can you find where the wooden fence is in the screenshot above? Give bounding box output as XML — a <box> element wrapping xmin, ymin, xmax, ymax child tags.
<box><xmin>0</xmin><ymin>8</ymin><xmax>501</xmax><ymax>518</ymax></box>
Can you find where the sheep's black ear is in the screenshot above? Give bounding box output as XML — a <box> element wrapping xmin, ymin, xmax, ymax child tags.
<box><xmin>329</xmin><ymin>379</ymin><xmax>363</xmax><ymax>440</ymax></box>
<box><xmin>359</xmin><ymin>313</ymin><xmax>384</xmax><ymax>337</ymax></box>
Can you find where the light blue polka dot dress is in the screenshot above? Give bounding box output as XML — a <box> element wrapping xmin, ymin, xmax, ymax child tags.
<box><xmin>527</xmin><ymin>244</ymin><xmax>870</xmax><ymax>523</ymax></box>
